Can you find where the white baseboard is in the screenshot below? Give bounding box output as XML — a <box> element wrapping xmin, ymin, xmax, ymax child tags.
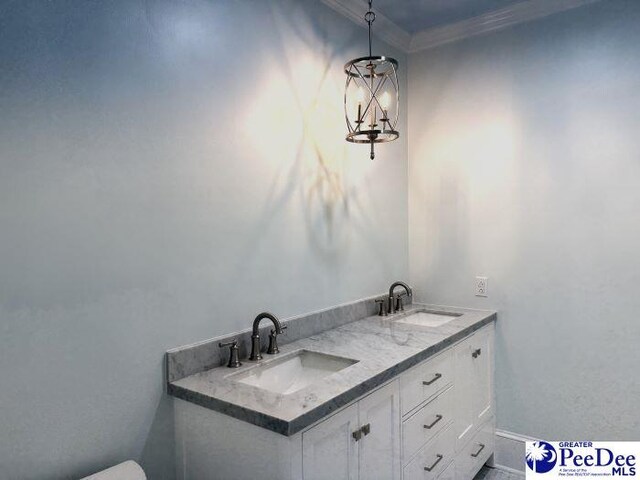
<box><xmin>493</xmin><ymin>429</ymin><xmax>540</xmax><ymax>474</ymax></box>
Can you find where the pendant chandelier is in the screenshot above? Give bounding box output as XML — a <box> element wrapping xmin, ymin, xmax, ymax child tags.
<box><xmin>344</xmin><ymin>0</ymin><xmax>399</xmax><ymax>160</ymax></box>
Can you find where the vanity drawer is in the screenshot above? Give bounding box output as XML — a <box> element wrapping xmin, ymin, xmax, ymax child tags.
<box><xmin>402</xmin><ymin>385</ymin><xmax>453</xmax><ymax>462</ymax></box>
<box><xmin>400</xmin><ymin>349</ymin><xmax>453</xmax><ymax>417</ymax></box>
<box><xmin>403</xmin><ymin>423</ymin><xmax>455</xmax><ymax>480</ymax></box>
<box><xmin>437</xmin><ymin>460</ymin><xmax>455</xmax><ymax>480</ymax></box>
<box><xmin>455</xmin><ymin>418</ymin><xmax>495</xmax><ymax>480</ymax></box>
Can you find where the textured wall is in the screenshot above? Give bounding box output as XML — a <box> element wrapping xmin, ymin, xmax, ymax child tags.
<box><xmin>0</xmin><ymin>1</ymin><xmax>408</xmax><ymax>478</ymax></box>
<box><xmin>408</xmin><ymin>0</ymin><xmax>640</xmax><ymax>442</ymax></box>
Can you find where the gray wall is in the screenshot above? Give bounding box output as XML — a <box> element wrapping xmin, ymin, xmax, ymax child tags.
<box><xmin>408</xmin><ymin>1</ymin><xmax>640</xmax><ymax>441</ymax></box>
<box><xmin>0</xmin><ymin>1</ymin><xmax>408</xmax><ymax>478</ymax></box>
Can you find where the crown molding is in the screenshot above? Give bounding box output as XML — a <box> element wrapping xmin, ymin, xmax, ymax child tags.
<box><xmin>320</xmin><ymin>0</ymin><xmax>412</xmax><ymax>52</ymax></box>
<box><xmin>320</xmin><ymin>0</ymin><xmax>602</xmax><ymax>54</ymax></box>
<box><xmin>408</xmin><ymin>0</ymin><xmax>602</xmax><ymax>52</ymax></box>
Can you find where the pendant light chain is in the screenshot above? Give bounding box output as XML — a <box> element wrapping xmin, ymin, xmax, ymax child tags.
<box><xmin>365</xmin><ymin>0</ymin><xmax>376</xmax><ymax>159</ymax></box>
<box><xmin>365</xmin><ymin>0</ymin><xmax>375</xmax><ymax>58</ymax></box>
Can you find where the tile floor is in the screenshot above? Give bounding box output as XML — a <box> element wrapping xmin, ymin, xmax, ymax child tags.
<box><xmin>474</xmin><ymin>466</ymin><xmax>525</xmax><ymax>479</ymax></box>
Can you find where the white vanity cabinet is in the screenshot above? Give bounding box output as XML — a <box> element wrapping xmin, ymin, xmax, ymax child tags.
<box><xmin>397</xmin><ymin>323</ymin><xmax>495</xmax><ymax>480</ymax></box>
<box><xmin>174</xmin><ymin>323</ymin><xmax>494</xmax><ymax>480</ymax></box>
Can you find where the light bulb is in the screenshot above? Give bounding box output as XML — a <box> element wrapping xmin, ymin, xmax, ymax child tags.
<box><xmin>380</xmin><ymin>92</ymin><xmax>391</xmax><ymax>110</ymax></box>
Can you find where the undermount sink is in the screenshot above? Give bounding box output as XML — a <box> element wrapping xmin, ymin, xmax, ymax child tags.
<box><xmin>394</xmin><ymin>310</ymin><xmax>462</xmax><ymax>328</ymax></box>
<box><xmin>230</xmin><ymin>350</ymin><xmax>358</xmax><ymax>395</ymax></box>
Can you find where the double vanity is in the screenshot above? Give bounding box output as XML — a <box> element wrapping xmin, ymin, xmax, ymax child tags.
<box><xmin>167</xmin><ymin>286</ymin><xmax>496</xmax><ymax>480</ymax></box>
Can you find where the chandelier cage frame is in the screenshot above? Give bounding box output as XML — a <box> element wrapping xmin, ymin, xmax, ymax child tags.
<box><xmin>343</xmin><ymin>0</ymin><xmax>400</xmax><ymax>160</ymax></box>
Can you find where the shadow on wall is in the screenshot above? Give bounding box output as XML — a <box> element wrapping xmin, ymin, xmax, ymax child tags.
<box><xmin>228</xmin><ymin>0</ymin><xmax>391</xmax><ymax>282</ymax></box>
<box><xmin>242</xmin><ymin>2</ymin><xmax>356</xmax><ymax>255</ymax></box>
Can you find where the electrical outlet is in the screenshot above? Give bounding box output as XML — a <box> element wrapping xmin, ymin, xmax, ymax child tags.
<box><xmin>475</xmin><ymin>276</ymin><xmax>488</xmax><ymax>297</ymax></box>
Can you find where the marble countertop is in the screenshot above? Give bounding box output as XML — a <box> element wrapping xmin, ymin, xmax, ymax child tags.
<box><xmin>168</xmin><ymin>303</ymin><xmax>496</xmax><ymax>436</ymax></box>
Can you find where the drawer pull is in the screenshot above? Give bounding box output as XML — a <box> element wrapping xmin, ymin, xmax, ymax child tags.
<box><xmin>422</xmin><ymin>373</ymin><xmax>442</xmax><ymax>386</ymax></box>
<box><xmin>471</xmin><ymin>443</ymin><xmax>486</xmax><ymax>457</ymax></box>
<box><xmin>472</xmin><ymin>348</ymin><xmax>482</xmax><ymax>358</ymax></box>
<box><xmin>361</xmin><ymin>423</ymin><xmax>371</xmax><ymax>436</ymax></box>
<box><xmin>352</xmin><ymin>429</ymin><xmax>362</xmax><ymax>441</ymax></box>
<box><xmin>423</xmin><ymin>414</ymin><xmax>443</xmax><ymax>430</ymax></box>
<box><xmin>423</xmin><ymin>454</ymin><xmax>444</xmax><ymax>472</ymax></box>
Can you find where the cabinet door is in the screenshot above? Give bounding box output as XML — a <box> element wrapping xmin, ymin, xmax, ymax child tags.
<box><xmin>471</xmin><ymin>326</ymin><xmax>494</xmax><ymax>426</ymax></box>
<box><xmin>302</xmin><ymin>404</ymin><xmax>359</xmax><ymax>480</ymax></box>
<box><xmin>358</xmin><ymin>381</ymin><xmax>401</xmax><ymax>480</ymax></box>
<box><xmin>453</xmin><ymin>336</ymin><xmax>475</xmax><ymax>449</ymax></box>
<box><xmin>454</xmin><ymin>325</ymin><xmax>495</xmax><ymax>451</ymax></box>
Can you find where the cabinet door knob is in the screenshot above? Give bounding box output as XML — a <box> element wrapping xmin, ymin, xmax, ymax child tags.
<box><xmin>423</xmin><ymin>414</ymin><xmax>443</xmax><ymax>430</ymax></box>
<box><xmin>422</xmin><ymin>373</ymin><xmax>442</xmax><ymax>386</ymax></box>
<box><xmin>471</xmin><ymin>443</ymin><xmax>486</xmax><ymax>458</ymax></box>
<box><xmin>472</xmin><ymin>348</ymin><xmax>482</xmax><ymax>358</ymax></box>
<box><xmin>424</xmin><ymin>454</ymin><xmax>444</xmax><ymax>472</ymax></box>
<box><xmin>361</xmin><ymin>423</ymin><xmax>371</xmax><ymax>436</ymax></box>
<box><xmin>218</xmin><ymin>339</ymin><xmax>242</xmax><ymax>368</ymax></box>
<box><xmin>352</xmin><ymin>429</ymin><xmax>362</xmax><ymax>441</ymax></box>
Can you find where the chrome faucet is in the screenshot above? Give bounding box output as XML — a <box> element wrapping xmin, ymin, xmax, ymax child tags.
<box><xmin>249</xmin><ymin>312</ymin><xmax>285</xmax><ymax>361</ymax></box>
<box><xmin>388</xmin><ymin>281</ymin><xmax>412</xmax><ymax>315</ymax></box>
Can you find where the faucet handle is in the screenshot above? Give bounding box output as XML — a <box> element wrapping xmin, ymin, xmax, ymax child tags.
<box><xmin>267</xmin><ymin>326</ymin><xmax>286</xmax><ymax>355</ymax></box>
<box><xmin>395</xmin><ymin>294</ymin><xmax>405</xmax><ymax>312</ymax></box>
<box><xmin>375</xmin><ymin>299</ymin><xmax>386</xmax><ymax>316</ymax></box>
<box><xmin>219</xmin><ymin>339</ymin><xmax>242</xmax><ymax>368</ymax></box>
<box><xmin>269</xmin><ymin>325</ymin><xmax>287</xmax><ymax>337</ymax></box>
